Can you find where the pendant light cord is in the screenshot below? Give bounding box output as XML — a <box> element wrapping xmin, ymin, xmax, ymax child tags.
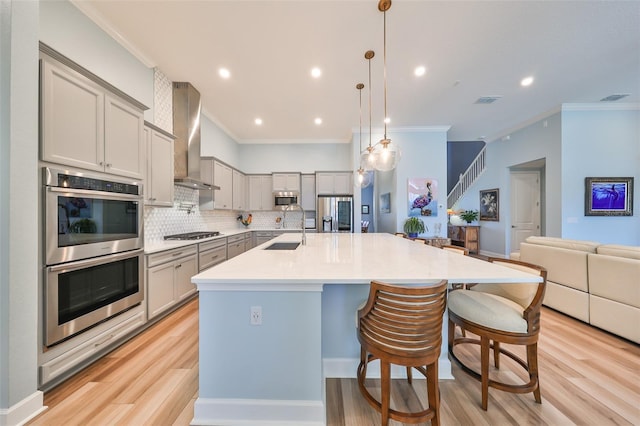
<box><xmin>383</xmin><ymin>9</ymin><xmax>388</xmax><ymax>140</ymax></box>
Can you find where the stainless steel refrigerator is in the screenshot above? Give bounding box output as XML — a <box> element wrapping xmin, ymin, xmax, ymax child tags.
<box><xmin>317</xmin><ymin>195</ymin><xmax>353</xmax><ymax>232</ymax></box>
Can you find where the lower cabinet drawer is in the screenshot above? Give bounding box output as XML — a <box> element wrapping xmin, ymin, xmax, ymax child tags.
<box><xmin>40</xmin><ymin>310</ymin><xmax>146</xmax><ymax>385</ymax></box>
<box><xmin>199</xmin><ymin>246</ymin><xmax>227</xmax><ymax>271</ymax></box>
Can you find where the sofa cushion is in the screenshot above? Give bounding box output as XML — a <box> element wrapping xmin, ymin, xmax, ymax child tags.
<box><xmin>525</xmin><ymin>236</ymin><xmax>600</xmax><ymax>253</ymax></box>
<box><xmin>543</xmin><ymin>282</ymin><xmax>590</xmax><ymax>323</ymax></box>
<box><xmin>596</xmin><ymin>244</ymin><xmax>640</xmax><ymax>260</ymax></box>
<box><xmin>589</xmin><ymin>295</ymin><xmax>640</xmax><ymax>343</ymax></box>
<box><xmin>520</xmin><ymin>243</ymin><xmax>589</xmax><ymax>292</ymax></box>
<box><xmin>588</xmin><ymin>252</ymin><xmax>640</xmax><ymax>309</ymax></box>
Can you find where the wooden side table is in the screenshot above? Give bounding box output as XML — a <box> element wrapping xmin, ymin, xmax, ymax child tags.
<box><xmin>447</xmin><ymin>225</ymin><xmax>480</xmax><ymax>254</ymax></box>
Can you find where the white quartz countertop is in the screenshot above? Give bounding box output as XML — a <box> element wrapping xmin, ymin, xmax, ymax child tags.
<box><xmin>192</xmin><ymin>233</ymin><xmax>543</xmax><ymax>290</ymax></box>
<box><xmin>144</xmin><ymin>228</ymin><xmax>303</xmax><ymax>254</ymax></box>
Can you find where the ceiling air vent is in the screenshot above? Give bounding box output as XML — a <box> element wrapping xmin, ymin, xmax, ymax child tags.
<box><xmin>475</xmin><ymin>96</ymin><xmax>502</xmax><ymax>104</ymax></box>
<box><xmin>600</xmin><ymin>93</ymin><xmax>630</xmax><ymax>102</ymax></box>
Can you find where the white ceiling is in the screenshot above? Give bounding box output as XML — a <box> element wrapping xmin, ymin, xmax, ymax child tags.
<box><xmin>72</xmin><ymin>0</ymin><xmax>640</xmax><ymax>144</ymax></box>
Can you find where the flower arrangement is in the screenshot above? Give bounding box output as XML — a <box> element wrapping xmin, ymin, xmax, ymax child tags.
<box><xmin>237</xmin><ymin>213</ymin><xmax>252</xmax><ymax>227</ymax></box>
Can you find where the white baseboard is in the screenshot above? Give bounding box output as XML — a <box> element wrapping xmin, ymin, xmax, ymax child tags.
<box><xmin>0</xmin><ymin>391</ymin><xmax>45</xmax><ymax>426</ymax></box>
<box><xmin>479</xmin><ymin>249</ymin><xmax>506</xmax><ymax>259</ymax></box>
<box><xmin>323</xmin><ymin>357</ymin><xmax>454</xmax><ymax>380</ymax></box>
<box><xmin>191</xmin><ymin>398</ymin><xmax>324</xmax><ymax>426</ymax></box>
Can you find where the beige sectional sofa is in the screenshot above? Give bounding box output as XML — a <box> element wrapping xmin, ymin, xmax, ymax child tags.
<box><xmin>511</xmin><ymin>236</ymin><xmax>640</xmax><ymax>343</ymax></box>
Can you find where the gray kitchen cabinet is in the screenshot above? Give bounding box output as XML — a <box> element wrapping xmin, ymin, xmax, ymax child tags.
<box><xmin>198</xmin><ymin>238</ymin><xmax>227</xmax><ymax>271</ymax></box>
<box><xmin>244</xmin><ymin>232</ymin><xmax>252</xmax><ymax>251</ymax></box>
<box><xmin>214</xmin><ymin>160</ymin><xmax>233</xmax><ymax>210</ymax></box>
<box><xmin>227</xmin><ymin>234</ymin><xmax>246</xmax><ymax>259</ymax></box>
<box><xmin>146</xmin><ymin>245</ymin><xmax>197</xmax><ymax>320</ymax></box>
<box><xmin>316</xmin><ymin>172</ymin><xmax>353</xmax><ymax>195</ymax></box>
<box><xmin>232</xmin><ymin>169</ymin><xmax>247</xmax><ymax>210</ymax></box>
<box><xmin>301</xmin><ymin>174</ymin><xmax>316</xmax><ymax>211</ymax></box>
<box><xmin>248</xmin><ymin>175</ymin><xmax>274</xmax><ymax>211</ymax></box>
<box><xmin>40</xmin><ymin>51</ymin><xmax>146</xmax><ymax>179</ymax></box>
<box><xmin>254</xmin><ymin>231</ymin><xmax>274</xmax><ymax>247</ymax></box>
<box><xmin>272</xmin><ymin>173</ymin><xmax>301</xmax><ymax>192</ymax></box>
<box><xmin>144</xmin><ymin>122</ymin><xmax>175</xmax><ymax>207</ymax></box>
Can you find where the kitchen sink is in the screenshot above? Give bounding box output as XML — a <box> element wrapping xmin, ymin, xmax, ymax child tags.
<box><xmin>263</xmin><ymin>242</ymin><xmax>301</xmax><ymax>250</ymax></box>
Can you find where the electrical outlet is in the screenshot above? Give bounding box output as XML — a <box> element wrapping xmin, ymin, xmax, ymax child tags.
<box><xmin>250</xmin><ymin>306</ymin><xmax>262</xmax><ymax>325</ymax></box>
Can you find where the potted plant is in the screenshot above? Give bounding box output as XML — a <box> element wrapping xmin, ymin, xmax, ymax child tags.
<box><xmin>403</xmin><ymin>217</ymin><xmax>426</xmax><ymax>238</ymax></box>
<box><xmin>459</xmin><ymin>209</ymin><xmax>479</xmax><ymax>224</ymax></box>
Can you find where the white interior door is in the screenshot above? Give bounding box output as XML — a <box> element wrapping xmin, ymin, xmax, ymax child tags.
<box><xmin>510</xmin><ymin>171</ymin><xmax>541</xmax><ymax>251</ymax></box>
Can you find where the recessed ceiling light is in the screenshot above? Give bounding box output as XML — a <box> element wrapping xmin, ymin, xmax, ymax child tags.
<box><xmin>414</xmin><ymin>66</ymin><xmax>427</xmax><ymax>77</ymax></box>
<box><xmin>254</xmin><ymin>118</ymin><xmax>263</xmax><ymax>125</ymax></box>
<box><xmin>314</xmin><ymin>117</ymin><xmax>322</xmax><ymax>125</ymax></box>
<box><xmin>219</xmin><ymin>68</ymin><xmax>231</xmax><ymax>79</ymax></box>
<box><xmin>311</xmin><ymin>67</ymin><xmax>322</xmax><ymax>78</ymax></box>
<box><xmin>521</xmin><ymin>76</ymin><xmax>534</xmax><ymax>87</ymax></box>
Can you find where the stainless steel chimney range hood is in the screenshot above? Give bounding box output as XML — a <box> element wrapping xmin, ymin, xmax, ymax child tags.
<box><xmin>172</xmin><ymin>82</ymin><xmax>219</xmax><ymax>191</ymax></box>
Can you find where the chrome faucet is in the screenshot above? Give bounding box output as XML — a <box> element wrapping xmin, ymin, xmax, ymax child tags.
<box><xmin>284</xmin><ymin>203</ymin><xmax>306</xmax><ymax>245</ymax></box>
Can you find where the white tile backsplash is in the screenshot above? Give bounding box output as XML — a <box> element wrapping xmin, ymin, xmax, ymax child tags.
<box><xmin>144</xmin><ymin>186</ymin><xmax>306</xmax><ymax>243</ymax></box>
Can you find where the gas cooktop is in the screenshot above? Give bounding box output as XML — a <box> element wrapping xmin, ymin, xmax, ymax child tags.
<box><xmin>164</xmin><ymin>231</ymin><xmax>221</xmax><ymax>241</ymax></box>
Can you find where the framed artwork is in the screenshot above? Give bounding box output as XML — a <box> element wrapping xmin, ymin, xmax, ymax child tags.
<box><xmin>585</xmin><ymin>177</ymin><xmax>633</xmax><ymax>216</ymax></box>
<box><xmin>380</xmin><ymin>193</ymin><xmax>391</xmax><ymax>214</ymax></box>
<box><xmin>479</xmin><ymin>188</ymin><xmax>499</xmax><ymax>221</ymax></box>
<box><xmin>408</xmin><ymin>178</ymin><xmax>438</xmax><ymax>217</ymax></box>
<box><xmin>362</xmin><ymin>204</ymin><xmax>370</xmax><ymax>214</ymax></box>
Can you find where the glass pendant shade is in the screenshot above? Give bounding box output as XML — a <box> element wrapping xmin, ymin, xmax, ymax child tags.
<box><xmin>360</xmin><ymin>146</ymin><xmax>377</xmax><ymax>171</ymax></box>
<box><xmin>354</xmin><ymin>167</ymin><xmax>372</xmax><ymax>189</ymax></box>
<box><xmin>373</xmin><ymin>138</ymin><xmax>400</xmax><ymax>172</ymax></box>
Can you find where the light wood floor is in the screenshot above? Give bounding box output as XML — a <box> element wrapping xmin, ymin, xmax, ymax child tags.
<box><xmin>29</xmin><ymin>297</ymin><xmax>640</xmax><ymax>425</ymax></box>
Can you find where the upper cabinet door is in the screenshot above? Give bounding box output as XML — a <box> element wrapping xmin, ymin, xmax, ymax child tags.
<box><xmin>105</xmin><ymin>94</ymin><xmax>145</xmax><ymax>179</ymax></box>
<box><xmin>272</xmin><ymin>173</ymin><xmax>300</xmax><ymax>192</ymax></box>
<box><xmin>145</xmin><ymin>125</ymin><xmax>174</xmax><ymax>207</ymax></box>
<box><xmin>41</xmin><ymin>57</ymin><xmax>105</xmax><ymax>172</ymax></box>
<box><xmin>214</xmin><ymin>160</ymin><xmax>232</xmax><ymax>209</ymax></box>
<box><xmin>316</xmin><ymin>172</ymin><xmax>353</xmax><ymax>195</ymax></box>
<box><xmin>40</xmin><ymin>53</ymin><xmax>146</xmax><ymax>180</ymax></box>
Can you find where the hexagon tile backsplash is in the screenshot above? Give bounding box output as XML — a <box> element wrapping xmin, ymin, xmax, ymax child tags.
<box><xmin>143</xmin><ymin>186</ymin><xmax>305</xmax><ymax>243</ymax></box>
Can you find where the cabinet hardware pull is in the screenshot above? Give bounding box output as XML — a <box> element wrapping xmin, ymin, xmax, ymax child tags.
<box><xmin>175</xmin><ymin>264</ymin><xmax>182</xmax><ymax>269</ymax></box>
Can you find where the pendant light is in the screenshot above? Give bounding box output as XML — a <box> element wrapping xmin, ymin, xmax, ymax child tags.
<box><xmin>373</xmin><ymin>0</ymin><xmax>400</xmax><ymax>172</ymax></box>
<box><xmin>360</xmin><ymin>50</ymin><xmax>377</xmax><ymax>171</ymax></box>
<box><xmin>354</xmin><ymin>83</ymin><xmax>371</xmax><ymax>189</ymax></box>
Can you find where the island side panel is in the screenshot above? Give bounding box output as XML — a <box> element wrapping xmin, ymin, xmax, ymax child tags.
<box><xmin>321</xmin><ymin>283</ymin><xmax>453</xmax><ymax>380</ymax></box>
<box><xmin>197</xmin><ymin>289</ymin><xmax>324</xmax><ymax>423</ymax></box>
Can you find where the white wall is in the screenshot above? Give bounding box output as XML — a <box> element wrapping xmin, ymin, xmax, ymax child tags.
<box><xmin>374</xmin><ymin>128</ymin><xmax>449</xmax><ymax>235</ymax></box>
<box><xmin>201</xmin><ymin>114</ymin><xmax>241</xmax><ymax>166</ymax></box>
<box><xmin>0</xmin><ymin>0</ymin><xmax>43</xmax><ymax>422</ymax></box>
<box><xmin>39</xmin><ymin>0</ymin><xmax>154</xmax><ymax>121</ymax></box>
<box><xmin>238</xmin><ymin>143</ymin><xmax>351</xmax><ymax>174</ymax></box>
<box><xmin>456</xmin><ymin>105</ymin><xmax>639</xmax><ymax>255</ymax></box>
<box><xmin>561</xmin><ymin>106</ymin><xmax>640</xmax><ymax>244</ymax></box>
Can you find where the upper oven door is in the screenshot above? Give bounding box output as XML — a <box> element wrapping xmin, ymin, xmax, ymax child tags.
<box><xmin>45</xmin><ymin>186</ymin><xmax>143</xmax><ymax>265</ymax></box>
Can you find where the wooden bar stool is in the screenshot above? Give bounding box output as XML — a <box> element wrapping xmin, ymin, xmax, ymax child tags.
<box><xmin>448</xmin><ymin>258</ymin><xmax>547</xmax><ymax>410</ymax></box>
<box><xmin>357</xmin><ymin>280</ymin><xmax>448</xmax><ymax>425</ymax></box>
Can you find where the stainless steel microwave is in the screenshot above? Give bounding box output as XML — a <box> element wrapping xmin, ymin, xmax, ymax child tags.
<box><xmin>274</xmin><ymin>192</ymin><xmax>299</xmax><ymax>210</ymax></box>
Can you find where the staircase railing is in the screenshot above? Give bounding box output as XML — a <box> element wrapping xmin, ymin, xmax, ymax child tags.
<box><xmin>447</xmin><ymin>147</ymin><xmax>486</xmax><ymax>208</ymax></box>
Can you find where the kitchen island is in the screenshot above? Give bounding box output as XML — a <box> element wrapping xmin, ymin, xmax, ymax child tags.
<box><xmin>191</xmin><ymin>233</ymin><xmax>542</xmax><ymax>425</ymax></box>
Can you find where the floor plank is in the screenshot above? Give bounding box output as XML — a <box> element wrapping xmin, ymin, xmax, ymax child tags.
<box><xmin>28</xmin><ymin>297</ymin><xmax>640</xmax><ymax>425</ymax></box>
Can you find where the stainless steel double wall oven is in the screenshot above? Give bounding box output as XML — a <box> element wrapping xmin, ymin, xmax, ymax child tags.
<box><xmin>43</xmin><ymin>167</ymin><xmax>144</xmax><ymax>346</ymax></box>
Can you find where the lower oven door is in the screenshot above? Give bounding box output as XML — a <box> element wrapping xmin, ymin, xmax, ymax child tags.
<box><xmin>45</xmin><ymin>249</ymin><xmax>144</xmax><ymax>347</ymax></box>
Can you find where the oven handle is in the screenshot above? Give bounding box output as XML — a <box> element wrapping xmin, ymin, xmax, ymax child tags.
<box><xmin>48</xmin><ymin>248</ymin><xmax>144</xmax><ymax>273</ymax></box>
<box><xmin>47</xmin><ymin>186</ymin><xmax>142</xmax><ymax>200</ymax></box>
